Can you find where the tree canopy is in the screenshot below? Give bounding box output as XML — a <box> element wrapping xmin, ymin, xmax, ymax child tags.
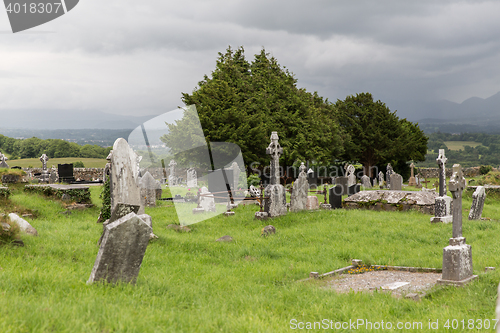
<box><xmin>335</xmin><ymin>93</ymin><xmax>428</xmax><ymax>177</ymax></box>
<box><xmin>169</xmin><ymin>46</ymin><xmax>344</xmax><ymax>170</ymax></box>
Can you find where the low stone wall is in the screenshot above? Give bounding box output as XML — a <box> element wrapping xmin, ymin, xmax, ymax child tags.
<box><xmin>23</xmin><ymin>168</ymin><xmax>105</xmax><ymax>181</ymax></box>
<box><xmin>417</xmin><ymin>167</ymin><xmax>480</xmax><ymax>179</ymax></box>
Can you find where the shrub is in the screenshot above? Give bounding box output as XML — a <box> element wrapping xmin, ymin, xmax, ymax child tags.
<box><xmin>0</xmin><ymin>218</ymin><xmax>20</xmax><ymax>246</ymax></box>
<box><xmin>73</xmin><ymin>161</ymin><xmax>85</xmax><ymax>168</ymax></box>
<box><xmin>247</xmin><ymin>174</ymin><xmax>261</xmax><ymax>188</ymax></box>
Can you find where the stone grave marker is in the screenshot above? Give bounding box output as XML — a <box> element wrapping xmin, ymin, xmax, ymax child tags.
<box><xmin>468</xmin><ymin>186</ymin><xmax>486</xmax><ymax>220</ymax></box>
<box><xmin>390</xmin><ymin>173</ymin><xmax>402</xmax><ymax>191</ymax></box>
<box><xmin>335</xmin><ymin>176</ymin><xmax>348</xmax><ymax>197</ymax></box>
<box><xmin>186</xmin><ymin>168</ymin><xmax>197</xmax><ymax>187</ymax></box>
<box><xmin>437</xmin><ymin>164</ymin><xmax>477</xmax><ymax>286</ymax></box>
<box><xmin>378</xmin><ymin>171</ymin><xmax>384</xmax><ymax>188</ymax></box>
<box><xmin>361</xmin><ymin>175</ymin><xmax>371</xmax><ymax>188</ymax></box>
<box><xmin>168</xmin><ymin>160</ymin><xmax>177</xmax><ymax>186</ymax></box>
<box><xmin>199</xmin><ymin>186</ymin><xmax>216</xmax><ymax>212</ymax></box>
<box><xmin>49</xmin><ymin>166</ymin><xmax>58</xmax><ymax>184</ymax></box>
<box><xmin>0</xmin><ymin>152</ymin><xmax>9</xmax><ymax>169</ymax></box>
<box><xmin>329</xmin><ymin>185</ymin><xmax>343</xmax><ymax>209</ymax></box>
<box><xmin>346</xmin><ymin>164</ymin><xmax>356</xmax><ymax>187</ymax></box>
<box><xmin>386</xmin><ymin>164</ymin><xmax>393</xmax><ymax>188</ymax></box>
<box><xmin>306</xmin><ymin>196</ymin><xmax>319</xmax><ymax>210</ymax></box>
<box><xmin>290</xmin><ymin>162</ymin><xmax>308</xmax><ymax>212</ymax></box>
<box><xmin>263</xmin><ymin>132</ymin><xmax>287</xmax><ymax>217</ymax></box>
<box><xmin>139</xmin><ymin>171</ymin><xmax>158</xmax><ymax>207</ymax></box>
<box><xmin>88</xmin><ymin>212</ymin><xmax>152</xmax><ymax>284</ymax></box>
<box><xmin>431</xmin><ymin>149</ymin><xmax>452</xmax><ymax>223</ymax></box>
<box><xmin>39</xmin><ymin>154</ymin><xmax>50</xmax><ymax>182</ymax></box>
<box><xmin>373</xmin><ymin>177</ymin><xmax>378</xmax><ymax>187</ymax></box>
<box><xmin>408</xmin><ymin>162</ymin><xmax>417</xmax><ymax>186</ymax></box>
<box><xmin>348</xmin><ymin>184</ymin><xmax>360</xmax><ymax>196</ymax></box>
<box><xmin>231</xmin><ymin>161</ymin><xmax>241</xmax><ymax>190</ymax></box>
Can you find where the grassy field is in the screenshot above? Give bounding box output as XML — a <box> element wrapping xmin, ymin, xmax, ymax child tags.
<box><xmin>5</xmin><ymin>157</ymin><xmax>107</xmax><ymax>169</ymax></box>
<box><xmin>444</xmin><ymin>141</ymin><xmax>483</xmax><ymax>151</ymax></box>
<box><xmin>1</xmin><ymin>185</ymin><xmax>500</xmax><ymax>332</ymax></box>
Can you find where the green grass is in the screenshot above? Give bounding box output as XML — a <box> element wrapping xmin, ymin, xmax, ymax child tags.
<box><xmin>5</xmin><ymin>157</ymin><xmax>107</xmax><ymax>169</ymax></box>
<box><xmin>444</xmin><ymin>141</ymin><xmax>483</xmax><ymax>151</ymax></box>
<box><xmin>1</xmin><ymin>185</ymin><xmax>500</xmax><ymax>332</ymax></box>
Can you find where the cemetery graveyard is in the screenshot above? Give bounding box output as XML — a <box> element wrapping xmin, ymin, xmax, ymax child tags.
<box><xmin>1</xmin><ymin>134</ymin><xmax>500</xmax><ymax>332</ymax></box>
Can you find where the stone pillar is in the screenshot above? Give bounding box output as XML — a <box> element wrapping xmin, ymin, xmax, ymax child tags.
<box><xmin>386</xmin><ymin>164</ymin><xmax>393</xmax><ymax>188</ymax></box>
<box><xmin>437</xmin><ymin>164</ymin><xmax>477</xmax><ymax>286</ymax></box>
<box><xmin>437</xmin><ymin>149</ymin><xmax>447</xmax><ymax>196</ymax></box>
<box><xmin>39</xmin><ymin>154</ymin><xmax>50</xmax><ymax>182</ymax></box>
<box><xmin>431</xmin><ymin>149</ymin><xmax>452</xmax><ymax>223</ymax></box>
<box><xmin>266</xmin><ymin>131</ymin><xmax>282</xmax><ymax>185</ymax></box>
<box><xmin>168</xmin><ymin>160</ymin><xmax>177</xmax><ymax>186</ymax></box>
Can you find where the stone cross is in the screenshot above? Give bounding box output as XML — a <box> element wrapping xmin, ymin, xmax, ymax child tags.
<box><xmin>386</xmin><ymin>163</ymin><xmax>393</xmax><ymax>187</ymax></box>
<box><xmin>437</xmin><ymin>149</ymin><xmax>448</xmax><ymax>197</ymax></box>
<box><xmin>299</xmin><ymin>162</ymin><xmax>306</xmax><ymax>174</ymax></box>
<box><xmin>410</xmin><ymin>163</ymin><xmax>415</xmax><ymax>178</ymax></box>
<box><xmin>0</xmin><ymin>152</ymin><xmax>7</xmax><ymax>163</ymax></box>
<box><xmin>449</xmin><ymin>164</ymin><xmax>466</xmax><ymax>238</ymax></box>
<box><xmin>40</xmin><ymin>154</ymin><xmax>49</xmax><ymax>171</ymax></box>
<box><xmin>266</xmin><ymin>131</ymin><xmax>283</xmax><ymax>185</ymax></box>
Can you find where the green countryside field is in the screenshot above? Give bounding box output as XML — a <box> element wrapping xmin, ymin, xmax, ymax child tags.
<box><xmin>5</xmin><ymin>157</ymin><xmax>107</xmax><ymax>169</ymax></box>
<box><xmin>444</xmin><ymin>141</ymin><xmax>483</xmax><ymax>151</ymax></box>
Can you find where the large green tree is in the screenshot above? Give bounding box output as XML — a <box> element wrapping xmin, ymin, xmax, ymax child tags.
<box><xmin>165</xmin><ymin>46</ymin><xmax>344</xmax><ymax>171</ymax></box>
<box><xmin>335</xmin><ymin>93</ymin><xmax>428</xmax><ymax>177</ymax></box>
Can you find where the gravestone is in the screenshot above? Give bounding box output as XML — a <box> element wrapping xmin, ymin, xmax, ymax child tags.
<box><xmin>58</xmin><ymin>163</ymin><xmax>75</xmax><ymax>183</ymax></box>
<box><xmin>431</xmin><ymin>149</ymin><xmax>452</xmax><ymax>223</ymax></box>
<box><xmin>168</xmin><ymin>160</ymin><xmax>177</xmax><ymax>186</ymax></box>
<box><xmin>306</xmin><ymin>168</ymin><xmax>318</xmax><ymax>186</ymax></box>
<box><xmin>408</xmin><ymin>162</ymin><xmax>417</xmax><ymax>186</ymax></box>
<box><xmin>290</xmin><ymin>162</ymin><xmax>308</xmax><ymax>212</ymax></box>
<box><xmin>249</xmin><ymin>185</ymin><xmax>261</xmax><ymax>197</ymax></box>
<box><xmin>386</xmin><ymin>164</ymin><xmax>393</xmax><ymax>189</ymax></box>
<box><xmin>346</xmin><ymin>164</ymin><xmax>356</xmax><ymax>187</ymax></box>
<box><xmin>373</xmin><ymin>178</ymin><xmax>378</xmax><ymax>187</ymax></box>
<box><xmin>199</xmin><ymin>186</ymin><xmax>216</xmax><ymax>212</ymax></box>
<box><xmin>329</xmin><ymin>185</ymin><xmax>343</xmax><ymax>209</ymax></box>
<box><xmin>378</xmin><ymin>171</ymin><xmax>385</xmax><ymax>188</ymax></box>
<box><xmin>231</xmin><ymin>162</ymin><xmax>241</xmax><ymax>189</ymax></box>
<box><xmin>49</xmin><ymin>166</ymin><xmax>58</xmax><ymax>184</ymax></box>
<box><xmin>0</xmin><ymin>152</ymin><xmax>9</xmax><ymax>169</ymax></box>
<box><xmin>306</xmin><ymin>196</ymin><xmax>319</xmax><ymax>210</ymax></box>
<box><xmin>437</xmin><ymin>164</ymin><xmax>477</xmax><ymax>286</ymax></box>
<box><xmin>263</xmin><ymin>132</ymin><xmax>287</xmax><ymax>217</ymax></box>
<box><xmin>139</xmin><ymin>171</ymin><xmax>157</xmax><ymax>207</ymax></box>
<box><xmin>186</xmin><ymin>168</ymin><xmax>197</xmax><ymax>188</ymax></box>
<box><xmin>468</xmin><ymin>186</ymin><xmax>486</xmax><ymax>220</ymax></box>
<box><xmin>361</xmin><ymin>175</ymin><xmax>371</xmax><ymax>188</ymax></box>
<box><xmin>348</xmin><ymin>184</ymin><xmax>361</xmax><ymax>196</ymax></box>
<box><xmin>335</xmin><ymin>176</ymin><xmax>348</xmax><ymax>197</ymax></box>
<box><xmin>88</xmin><ymin>212</ymin><xmax>152</xmax><ymax>284</ymax></box>
<box><xmin>110</xmin><ymin>138</ymin><xmax>143</xmax><ymax>215</ymax></box>
<box><xmin>389</xmin><ymin>173</ymin><xmax>402</xmax><ymax>191</ymax></box>
<box><xmin>39</xmin><ymin>154</ymin><xmax>50</xmax><ymax>183</ymax></box>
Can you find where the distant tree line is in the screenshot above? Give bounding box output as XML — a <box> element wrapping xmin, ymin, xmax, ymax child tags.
<box><xmin>0</xmin><ymin>134</ymin><xmax>111</xmax><ymax>160</ymax></box>
<box><xmin>419</xmin><ymin>132</ymin><xmax>500</xmax><ymax>168</ymax></box>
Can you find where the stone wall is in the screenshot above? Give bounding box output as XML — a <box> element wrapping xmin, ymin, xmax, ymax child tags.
<box><xmin>417</xmin><ymin>167</ymin><xmax>480</xmax><ymax>179</ymax></box>
<box><xmin>23</xmin><ymin>167</ymin><xmax>105</xmax><ymax>181</ymax></box>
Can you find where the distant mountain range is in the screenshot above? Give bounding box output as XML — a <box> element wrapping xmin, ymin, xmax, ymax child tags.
<box><xmin>0</xmin><ymin>109</ymin><xmax>161</xmax><ymax>130</ymax></box>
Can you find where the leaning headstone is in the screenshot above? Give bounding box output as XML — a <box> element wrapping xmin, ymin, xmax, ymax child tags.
<box><xmin>0</xmin><ymin>152</ymin><xmax>9</xmax><ymax>169</ymax></box>
<box><xmin>186</xmin><ymin>168</ymin><xmax>197</xmax><ymax>188</ymax></box>
<box><xmin>109</xmin><ymin>139</ymin><xmax>144</xmax><ymax>215</ymax></box>
<box><xmin>8</xmin><ymin>213</ymin><xmax>38</xmax><ymax>236</ymax></box>
<box><xmin>263</xmin><ymin>132</ymin><xmax>287</xmax><ymax>217</ymax></box>
<box><xmin>168</xmin><ymin>160</ymin><xmax>177</xmax><ymax>186</ymax></box>
<box><xmin>329</xmin><ymin>185</ymin><xmax>343</xmax><ymax>209</ymax></box>
<box><xmin>335</xmin><ymin>176</ymin><xmax>348</xmax><ymax>197</ymax></box>
<box><xmin>88</xmin><ymin>212</ymin><xmax>152</xmax><ymax>284</ymax></box>
<box><xmin>437</xmin><ymin>164</ymin><xmax>477</xmax><ymax>286</ymax></box>
<box><xmin>361</xmin><ymin>175</ymin><xmax>371</xmax><ymax>189</ymax></box>
<box><xmin>290</xmin><ymin>162</ymin><xmax>308</xmax><ymax>212</ymax></box>
<box><xmin>378</xmin><ymin>171</ymin><xmax>385</xmax><ymax>188</ymax></box>
<box><xmin>199</xmin><ymin>186</ymin><xmax>216</xmax><ymax>212</ymax></box>
<box><xmin>346</xmin><ymin>164</ymin><xmax>356</xmax><ymax>187</ymax></box>
<box><xmin>390</xmin><ymin>173</ymin><xmax>402</xmax><ymax>191</ymax></box>
<box><xmin>139</xmin><ymin>171</ymin><xmax>157</xmax><ymax>207</ymax></box>
<box><xmin>306</xmin><ymin>196</ymin><xmax>319</xmax><ymax>210</ymax></box>
<box><xmin>386</xmin><ymin>164</ymin><xmax>393</xmax><ymax>188</ymax></box>
<box><xmin>408</xmin><ymin>162</ymin><xmax>417</xmax><ymax>186</ymax></box>
<box><xmin>469</xmin><ymin>186</ymin><xmax>486</xmax><ymax>220</ymax></box>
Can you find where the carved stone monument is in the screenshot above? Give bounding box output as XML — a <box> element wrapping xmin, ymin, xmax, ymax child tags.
<box><xmin>378</xmin><ymin>171</ymin><xmax>384</xmax><ymax>188</ymax></box>
<box><xmin>186</xmin><ymin>168</ymin><xmax>197</xmax><ymax>188</ymax></box>
<box><xmin>262</xmin><ymin>132</ymin><xmax>287</xmax><ymax>217</ymax></box>
<box><xmin>168</xmin><ymin>160</ymin><xmax>177</xmax><ymax>186</ymax></box>
<box><xmin>437</xmin><ymin>164</ymin><xmax>477</xmax><ymax>286</ymax></box>
<box><xmin>386</xmin><ymin>164</ymin><xmax>393</xmax><ymax>189</ymax></box>
<box><xmin>346</xmin><ymin>164</ymin><xmax>356</xmax><ymax>187</ymax></box>
<box><xmin>361</xmin><ymin>175</ymin><xmax>371</xmax><ymax>189</ymax></box>
<box><xmin>408</xmin><ymin>162</ymin><xmax>417</xmax><ymax>186</ymax></box>
<box><xmin>0</xmin><ymin>152</ymin><xmax>9</xmax><ymax>169</ymax></box>
<box><xmin>389</xmin><ymin>173</ymin><xmax>402</xmax><ymax>191</ymax></box>
<box><xmin>39</xmin><ymin>154</ymin><xmax>50</xmax><ymax>182</ymax></box>
<box><xmin>431</xmin><ymin>149</ymin><xmax>452</xmax><ymax>223</ymax></box>
<box><xmin>468</xmin><ymin>186</ymin><xmax>486</xmax><ymax>220</ymax></box>
<box><xmin>290</xmin><ymin>162</ymin><xmax>308</xmax><ymax>212</ymax></box>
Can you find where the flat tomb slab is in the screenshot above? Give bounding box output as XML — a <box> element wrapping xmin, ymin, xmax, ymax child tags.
<box><xmin>343</xmin><ymin>190</ymin><xmax>438</xmax><ymax>214</ymax></box>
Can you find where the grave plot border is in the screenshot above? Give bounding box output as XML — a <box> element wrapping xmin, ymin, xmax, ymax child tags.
<box><xmin>24</xmin><ymin>184</ymin><xmax>92</xmax><ymax>204</ymax></box>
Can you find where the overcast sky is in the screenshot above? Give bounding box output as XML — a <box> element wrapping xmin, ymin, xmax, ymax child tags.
<box><xmin>1</xmin><ymin>0</ymin><xmax>500</xmax><ymax>122</ymax></box>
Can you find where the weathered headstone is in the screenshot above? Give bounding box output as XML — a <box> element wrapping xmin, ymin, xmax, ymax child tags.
<box><xmin>168</xmin><ymin>160</ymin><xmax>177</xmax><ymax>186</ymax></box>
<box><xmin>378</xmin><ymin>171</ymin><xmax>384</xmax><ymax>188</ymax></box>
<box><xmin>390</xmin><ymin>173</ymin><xmax>402</xmax><ymax>191</ymax></box>
<box><xmin>263</xmin><ymin>132</ymin><xmax>287</xmax><ymax>217</ymax></box>
<box><xmin>335</xmin><ymin>176</ymin><xmax>348</xmax><ymax>197</ymax></box>
<box><xmin>468</xmin><ymin>186</ymin><xmax>486</xmax><ymax>220</ymax></box>
<box><xmin>249</xmin><ymin>185</ymin><xmax>261</xmax><ymax>197</ymax></box>
<box><xmin>346</xmin><ymin>164</ymin><xmax>356</xmax><ymax>187</ymax></box>
<box><xmin>231</xmin><ymin>161</ymin><xmax>241</xmax><ymax>189</ymax></box>
<box><xmin>39</xmin><ymin>154</ymin><xmax>50</xmax><ymax>182</ymax></box>
<box><xmin>348</xmin><ymin>184</ymin><xmax>361</xmax><ymax>196</ymax></box>
<box><xmin>110</xmin><ymin>138</ymin><xmax>144</xmax><ymax>215</ymax></box>
<box><xmin>0</xmin><ymin>152</ymin><xmax>9</xmax><ymax>169</ymax></box>
<box><xmin>139</xmin><ymin>171</ymin><xmax>157</xmax><ymax>207</ymax></box>
<box><xmin>329</xmin><ymin>185</ymin><xmax>343</xmax><ymax>209</ymax></box>
<box><xmin>199</xmin><ymin>186</ymin><xmax>216</xmax><ymax>212</ymax></box>
<box><xmin>437</xmin><ymin>164</ymin><xmax>477</xmax><ymax>286</ymax></box>
<box><xmin>186</xmin><ymin>168</ymin><xmax>197</xmax><ymax>188</ymax></box>
<box><xmin>386</xmin><ymin>164</ymin><xmax>393</xmax><ymax>188</ymax></box>
<box><xmin>290</xmin><ymin>162</ymin><xmax>308</xmax><ymax>212</ymax></box>
<box><xmin>372</xmin><ymin>177</ymin><xmax>378</xmax><ymax>187</ymax></box>
<box><xmin>49</xmin><ymin>166</ymin><xmax>58</xmax><ymax>184</ymax></box>
<box><xmin>408</xmin><ymin>162</ymin><xmax>417</xmax><ymax>186</ymax></box>
<box><xmin>306</xmin><ymin>196</ymin><xmax>319</xmax><ymax>210</ymax></box>
<box><xmin>361</xmin><ymin>175</ymin><xmax>371</xmax><ymax>189</ymax></box>
<box><xmin>88</xmin><ymin>212</ymin><xmax>152</xmax><ymax>284</ymax></box>
<box><xmin>431</xmin><ymin>149</ymin><xmax>452</xmax><ymax>223</ymax></box>
<box><xmin>436</xmin><ymin>149</ymin><xmax>447</xmax><ymax>196</ymax></box>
